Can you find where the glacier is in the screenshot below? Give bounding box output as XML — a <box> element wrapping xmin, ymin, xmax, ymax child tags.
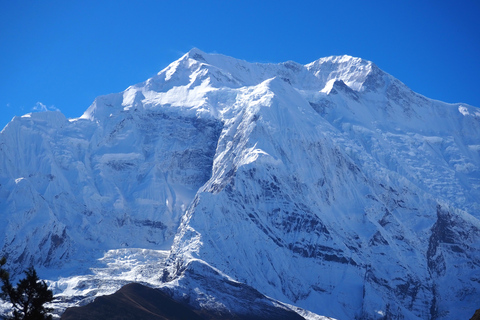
<box><xmin>0</xmin><ymin>48</ymin><xmax>479</xmax><ymax>319</ymax></box>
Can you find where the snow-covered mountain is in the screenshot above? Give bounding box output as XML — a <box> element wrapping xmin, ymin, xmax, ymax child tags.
<box><xmin>1</xmin><ymin>48</ymin><xmax>479</xmax><ymax>319</ymax></box>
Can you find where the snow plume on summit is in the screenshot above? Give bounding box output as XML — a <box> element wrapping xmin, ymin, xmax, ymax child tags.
<box><xmin>1</xmin><ymin>49</ymin><xmax>479</xmax><ymax>320</ymax></box>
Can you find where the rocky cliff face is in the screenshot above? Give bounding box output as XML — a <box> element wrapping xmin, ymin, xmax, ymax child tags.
<box><xmin>1</xmin><ymin>49</ymin><xmax>479</xmax><ymax>319</ymax></box>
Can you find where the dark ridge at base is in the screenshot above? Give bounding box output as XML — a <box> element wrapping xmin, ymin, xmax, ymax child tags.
<box><xmin>61</xmin><ymin>283</ymin><xmax>203</xmax><ymax>320</ymax></box>
<box><xmin>60</xmin><ymin>283</ymin><xmax>305</xmax><ymax>320</ymax></box>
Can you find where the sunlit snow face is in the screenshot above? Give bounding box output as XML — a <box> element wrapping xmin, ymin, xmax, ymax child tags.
<box><xmin>458</xmin><ymin>105</ymin><xmax>480</xmax><ymax>117</ymax></box>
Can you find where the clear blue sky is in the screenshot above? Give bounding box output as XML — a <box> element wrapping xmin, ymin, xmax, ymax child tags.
<box><xmin>1</xmin><ymin>0</ymin><xmax>479</xmax><ymax>130</ymax></box>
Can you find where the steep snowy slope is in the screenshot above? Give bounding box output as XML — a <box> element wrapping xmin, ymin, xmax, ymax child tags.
<box><xmin>1</xmin><ymin>49</ymin><xmax>479</xmax><ymax>319</ymax></box>
<box><xmin>0</xmin><ymin>97</ymin><xmax>221</xmax><ymax>273</ymax></box>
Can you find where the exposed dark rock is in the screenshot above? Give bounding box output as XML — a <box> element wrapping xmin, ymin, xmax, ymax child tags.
<box><xmin>470</xmin><ymin>308</ymin><xmax>480</xmax><ymax>320</ymax></box>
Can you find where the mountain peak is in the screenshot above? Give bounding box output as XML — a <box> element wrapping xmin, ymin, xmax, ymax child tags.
<box><xmin>311</xmin><ymin>54</ymin><xmax>372</xmax><ymax>66</ymax></box>
<box><xmin>305</xmin><ymin>54</ymin><xmax>379</xmax><ymax>92</ymax></box>
<box><xmin>184</xmin><ymin>47</ymin><xmax>209</xmax><ymax>62</ymax></box>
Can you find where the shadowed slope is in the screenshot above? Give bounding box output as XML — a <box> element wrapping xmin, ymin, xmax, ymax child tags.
<box><xmin>60</xmin><ymin>282</ymin><xmax>307</xmax><ymax>320</ymax></box>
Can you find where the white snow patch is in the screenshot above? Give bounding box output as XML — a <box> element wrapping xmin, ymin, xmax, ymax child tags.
<box><xmin>459</xmin><ymin>106</ymin><xmax>469</xmax><ymax>116</ymax></box>
<box><xmin>321</xmin><ymin>79</ymin><xmax>336</xmax><ymax>94</ymax></box>
<box><xmin>458</xmin><ymin>105</ymin><xmax>480</xmax><ymax>117</ymax></box>
<box><xmin>14</xmin><ymin>177</ymin><xmax>25</xmax><ymax>184</ymax></box>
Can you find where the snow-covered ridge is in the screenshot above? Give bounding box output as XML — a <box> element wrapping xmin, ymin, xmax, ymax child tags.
<box><xmin>1</xmin><ymin>48</ymin><xmax>479</xmax><ymax>320</ymax></box>
<box><xmin>80</xmin><ymin>49</ymin><xmax>393</xmax><ymax>122</ymax></box>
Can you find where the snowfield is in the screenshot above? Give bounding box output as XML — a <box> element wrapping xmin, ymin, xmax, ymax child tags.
<box><xmin>1</xmin><ymin>48</ymin><xmax>479</xmax><ymax>319</ymax></box>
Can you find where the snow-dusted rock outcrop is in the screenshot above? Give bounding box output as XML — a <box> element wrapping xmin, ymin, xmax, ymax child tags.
<box><xmin>1</xmin><ymin>49</ymin><xmax>479</xmax><ymax>319</ymax></box>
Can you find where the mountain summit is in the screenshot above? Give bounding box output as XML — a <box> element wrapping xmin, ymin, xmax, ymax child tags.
<box><xmin>1</xmin><ymin>49</ymin><xmax>479</xmax><ymax>319</ymax></box>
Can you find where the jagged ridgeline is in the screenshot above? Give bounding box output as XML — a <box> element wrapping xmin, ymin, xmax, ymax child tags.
<box><xmin>0</xmin><ymin>49</ymin><xmax>479</xmax><ymax>320</ymax></box>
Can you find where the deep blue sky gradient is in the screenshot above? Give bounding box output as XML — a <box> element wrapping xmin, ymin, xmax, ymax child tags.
<box><xmin>1</xmin><ymin>0</ymin><xmax>479</xmax><ymax>129</ymax></box>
